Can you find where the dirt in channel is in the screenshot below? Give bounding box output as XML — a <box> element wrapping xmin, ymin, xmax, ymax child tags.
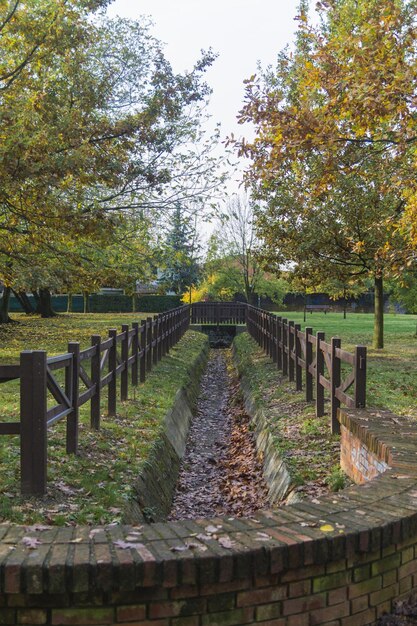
<box><xmin>168</xmin><ymin>349</ymin><xmax>269</xmax><ymax>520</ymax></box>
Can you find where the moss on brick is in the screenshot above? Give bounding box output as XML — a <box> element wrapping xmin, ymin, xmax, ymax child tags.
<box><xmin>313</xmin><ymin>571</ymin><xmax>350</xmax><ymax>593</ymax></box>
<box><xmin>371</xmin><ymin>553</ymin><xmax>401</xmax><ymax>576</ymax></box>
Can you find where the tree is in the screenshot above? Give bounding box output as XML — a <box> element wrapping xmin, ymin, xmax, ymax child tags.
<box><xmin>389</xmin><ymin>273</ymin><xmax>417</xmax><ymax>314</ymax></box>
<box><xmin>215</xmin><ymin>193</ymin><xmax>264</xmax><ymax>304</ymax></box>
<box><xmin>193</xmin><ymin>216</ymin><xmax>289</xmax><ymax>305</ymax></box>
<box><xmin>0</xmin><ymin>3</ymin><xmax>224</xmax><ymax>321</ymax></box>
<box><xmin>235</xmin><ymin>0</ymin><xmax>417</xmax><ymax>347</ymax></box>
<box><xmin>159</xmin><ymin>205</ymin><xmax>201</xmax><ymax>296</ymax></box>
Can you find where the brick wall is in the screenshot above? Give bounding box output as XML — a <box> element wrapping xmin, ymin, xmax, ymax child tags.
<box><xmin>1</xmin><ymin>526</ymin><xmax>417</xmax><ymax>625</ymax></box>
<box><xmin>341</xmin><ymin>426</ymin><xmax>389</xmax><ymax>484</ymax></box>
<box><xmin>0</xmin><ymin>408</ymin><xmax>417</xmax><ymax>625</ymax></box>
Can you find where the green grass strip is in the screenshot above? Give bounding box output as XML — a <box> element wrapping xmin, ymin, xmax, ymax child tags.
<box><xmin>0</xmin><ymin>329</ymin><xmax>207</xmax><ymax>526</ymax></box>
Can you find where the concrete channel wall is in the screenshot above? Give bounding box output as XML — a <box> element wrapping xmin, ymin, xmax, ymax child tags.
<box><xmin>0</xmin><ymin>338</ymin><xmax>417</xmax><ymax>625</ymax></box>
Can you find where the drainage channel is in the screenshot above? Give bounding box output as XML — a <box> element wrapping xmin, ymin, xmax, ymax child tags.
<box><xmin>168</xmin><ymin>348</ymin><xmax>269</xmax><ymax>520</ymax></box>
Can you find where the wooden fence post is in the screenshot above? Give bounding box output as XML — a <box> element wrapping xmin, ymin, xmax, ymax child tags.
<box><xmin>354</xmin><ymin>346</ymin><xmax>367</xmax><ymax>408</ymax></box>
<box><xmin>146</xmin><ymin>317</ymin><xmax>153</xmax><ymax>371</ymax></box>
<box><xmin>140</xmin><ymin>321</ymin><xmax>146</xmax><ymax>382</ymax></box>
<box><xmin>272</xmin><ymin>316</ymin><xmax>278</xmax><ymax>364</ymax></box>
<box><xmin>20</xmin><ymin>350</ymin><xmax>47</xmax><ymax>496</ymax></box>
<box><xmin>282</xmin><ymin>319</ymin><xmax>288</xmax><ymax>376</ymax></box>
<box><xmin>132</xmin><ymin>322</ymin><xmax>139</xmax><ymax>386</ymax></box>
<box><xmin>277</xmin><ymin>317</ymin><xmax>282</xmax><ymax>370</ymax></box>
<box><xmin>178</xmin><ymin>308</ymin><xmax>182</xmax><ymax>342</ymax></box>
<box><xmin>316</xmin><ymin>331</ymin><xmax>325</xmax><ymax>417</ymax></box>
<box><xmin>265</xmin><ymin>314</ymin><xmax>270</xmax><ymax>355</ymax></box>
<box><xmin>165</xmin><ymin>314</ymin><xmax>171</xmax><ymax>353</ymax></box>
<box><xmin>188</xmin><ymin>304</ymin><xmax>192</xmax><ymax>331</ymax></box>
<box><xmin>268</xmin><ymin>314</ymin><xmax>274</xmax><ymax>358</ymax></box>
<box><xmin>67</xmin><ymin>342</ymin><xmax>80</xmax><ymax>454</ymax></box>
<box><xmin>108</xmin><ymin>329</ymin><xmax>117</xmax><ymax>416</ymax></box>
<box><xmin>161</xmin><ymin>314</ymin><xmax>167</xmax><ymax>357</ymax></box>
<box><xmin>153</xmin><ymin>316</ymin><xmax>159</xmax><ymax>366</ymax></box>
<box><xmin>288</xmin><ymin>321</ymin><xmax>295</xmax><ymax>382</ymax></box>
<box><xmin>158</xmin><ymin>314</ymin><xmax>163</xmax><ymax>361</ymax></box>
<box><xmin>170</xmin><ymin>311</ymin><xmax>175</xmax><ymax>348</ymax></box>
<box><xmin>263</xmin><ymin>313</ymin><xmax>267</xmax><ymax>353</ymax></box>
<box><xmin>331</xmin><ymin>337</ymin><xmax>341</xmax><ymax>434</ymax></box>
<box><xmin>305</xmin><ymin>327</ymin><xmax>313</xmax><ymax>402</ymax></box>
<box><xmin>295</xmin><ymin>324</ymin><xmax>302</xmax><ymax>391</ymax></box>
<box><xmin>91</xmin><ymin>335</ymin><xmax>101</xmax><ymax>429</ymax></box>
<box><xmin>121</xmin><ymin>324</ymin><xmax>129</xmax><ymax>401</ymax></box>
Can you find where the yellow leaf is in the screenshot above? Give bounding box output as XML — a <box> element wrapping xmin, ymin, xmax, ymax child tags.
<box><xmin>320</xmin><ymin>524</ymin><xmax>334</xmax><ymax>533</ymax></box>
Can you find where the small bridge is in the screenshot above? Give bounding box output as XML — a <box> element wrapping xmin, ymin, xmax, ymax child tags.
<box><xmin>190</xmin><ymin>301</ymin><xmax>247</xmax><ymax>325</ymax></box>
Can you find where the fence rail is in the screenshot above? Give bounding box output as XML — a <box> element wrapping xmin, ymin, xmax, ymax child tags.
<box><xmin>0</xmin><ymin>305</ymin><xmax>190</xmax><ymax>495</ymax></box>
<box><xmin>246</xmin><ymin>305</ymin><xmax>367</xmax><ymax>431</ymax></box>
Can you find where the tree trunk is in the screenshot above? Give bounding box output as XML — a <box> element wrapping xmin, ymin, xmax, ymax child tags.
<box><xmin>38</xmin><ymin>288</ymin><xmax>56</xmax><ymax>318</ymax></box>
<box><xmin>12</xmin><ymin>290</ymin><xmax>35</xmax><ymax>314</ymax></box>
<box><xmin>83</xmin><ymin>292</ymin><xmax>90</xmax><ymax>313</ymax></box>
<box><xmin>373</xmin><ymin>275</ymin><xmax>384</xmax><ymax>349</ymax></box>
<box><xmin>32</xmin><ymin>290</ymin><xmax>40</xmax><ymax>313</ymax></box>
<box><xmin>67</xmin><ymin>293</ymin><xmax>73</xmax><ymax>313</ymax></box>
<box><xmin>343</xmin><ymin>288</ymin><xmax>347</xmax><ymax>320</ymax></box>
<box><xmin>0</xmin><ymin>287</ymin><xmax>11</xmax><ymax>323</ymax></box>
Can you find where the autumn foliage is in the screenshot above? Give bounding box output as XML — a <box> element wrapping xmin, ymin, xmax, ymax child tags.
<box><xmin>235</xmin><ymin>0</ymin><xmax>417</xmax><ymax>348</ymax></box>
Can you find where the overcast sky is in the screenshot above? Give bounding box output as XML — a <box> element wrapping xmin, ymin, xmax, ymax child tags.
<box><xmin>107</xmin><ymin>1</ymin><xmax>300</xmax><ymax>144</ymax></box>
<box><xmin>106</xmin><ymin>1</ymin><xmax>302</xmax><ymax>236</ymax></box>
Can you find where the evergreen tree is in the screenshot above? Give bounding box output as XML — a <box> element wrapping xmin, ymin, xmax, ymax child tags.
<box><xmin>160</xmin><ymin>205</ymin><xmax>201</xmax><ymax>295</ymax></box>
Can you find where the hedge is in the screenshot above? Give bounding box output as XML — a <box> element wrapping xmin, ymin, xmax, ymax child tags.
<box><xmin>8</xmin><ymin>293</ymin><xmax>184</xmax><ymax>314</ymax></box>
<box><xmin>136</xmin><ymin>295</ymin><xmax>182</xmax><ymax>312</ymax></box>
<box><xmin>89</xmin><ymin>294</ymin><xmax>133</xmax><ymax>313</ymax></box>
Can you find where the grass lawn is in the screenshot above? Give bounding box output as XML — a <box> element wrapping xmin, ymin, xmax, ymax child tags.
<box><xmin>0</xmin><ymin>312</ymin><xmax>164</xmax><ymax>362</ymax></box>
<box><xmin>274</xmin><ymin>311</ymin><xmax>417</xmax><ymax>417</ymax></box>
<box><xmin>0</xmin><ymin>313</ymin><xmax>207</xmax><ymax>524</ymax></box>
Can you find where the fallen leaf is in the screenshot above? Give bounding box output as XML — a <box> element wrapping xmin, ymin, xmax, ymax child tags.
<box><xmin>205</xmin><ymin>525</ymin><xmax>222</xmax><ymax>534</ymax></box>
<box><xmin>89</xmin><ymin>529</ymin><xmax>104</xmax><ymax>539</ymax></box>
<box><xmin>170</xmin><ymin>545</ymin><xmax>189</xmax><ymax>552</ymax></box>
<box><xmin>319</xmin><ymin>524</ymin><xmax>334</xmax><ymax>533</ymax></box>
<box><xmin>218</xmin><ymin>536</ymin><xmax>234</xmax><ymax>549</ymax></box>
<box><xmin>125</xmin><ymin>534</ymin><xmax>142</xmax><ymax>541</ymax></box>
<box><xmin>22</xmin><ymin>537</ymin><xmax>42</xmax><ymax>549</ymax></box>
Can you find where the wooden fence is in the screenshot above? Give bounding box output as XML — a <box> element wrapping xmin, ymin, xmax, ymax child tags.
<box><xmin>0</xmin><ymin>305</ymin><xmax>190</xmax><ymax>495</ymax></box>
<box><xmin>191</xmin><ymin>301</ymin><xmax>247</xmax><ymax>325</ymax></box>
<box><xmin>0</xmin><ymin>302</ymin><xmax>368</xmax><ymax>496</ymax></box>
<box><xmin>246</xmin><ymin>305</ymin><xmax>367</xmax><ymax>430</ymax></box>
